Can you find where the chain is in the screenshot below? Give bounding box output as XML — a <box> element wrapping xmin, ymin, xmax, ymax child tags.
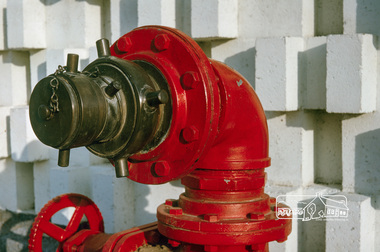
<box><xmin>49</xmin><ymin>65</ymin><xmax>67</xmax><ymax>114</ymax></box>
<box><xmin>82</xmin><ymin>66</ymin><xmax>100</xmax><ymax>78</ymax></box>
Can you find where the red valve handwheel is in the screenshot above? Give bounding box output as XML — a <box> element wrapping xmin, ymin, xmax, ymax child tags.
<box><xmin>28</xmin><ymin>193</ymin><xmax>104</xmax><ymax>252</ymax></box>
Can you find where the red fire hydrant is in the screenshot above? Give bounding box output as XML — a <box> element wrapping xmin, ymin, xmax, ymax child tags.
<box><xmin>28</xmin><ymin>26</ymin><xmax>291</xmax><ymax>252</ymax></box>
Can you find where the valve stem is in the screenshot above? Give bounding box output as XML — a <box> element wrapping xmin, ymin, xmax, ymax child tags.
<box><xmin>58</xmin><ymin>149</ymin><xmax>70</xmax><ymax>167</ymax></box>
<box><xmin>146</xmin><ymin>90</ymin><xmax>169</xmax><ymax>107</ymax></box>
<box><xmin>115</xmin><ymin>158</ymin><xmax>129</xmax><ymax>177</ymax></box>
<box><xmin>66</xmin><ymin>54</ymin><xmax>79</xmax><ymax>73</ymax></box>
<box><xmin>105</xmin><ymin>81</ymin><xmax>122</xmax><ymax>97</ymax></box>
<box><xmin>96</xmin><ymin>38</ymin><xmax>111</xmax><ymax>57</ymax></box>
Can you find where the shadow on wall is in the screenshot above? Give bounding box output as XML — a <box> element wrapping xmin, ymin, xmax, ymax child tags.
<box><xmin>355</xmin><ymin>128</ymin><xmax>380</xmax><ymax>199</ymax></box>
<box><xmin>224</xmin><ymin>47</ymin><xmax>256</xmax><ymax>89</ymax></box>
<box><xmin>355</xmin><ymin>0</ymin><xmax>380</xmax><ymax>37</ymax></box>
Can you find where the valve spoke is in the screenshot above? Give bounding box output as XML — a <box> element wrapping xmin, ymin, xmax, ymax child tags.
<box><xmin>63</xmin><ymin>206</ymin><xmax>85</xmax><ymax>239</ymax></box>
<box><xmin>38</xmin><ymin>219</ymin><xmax>65</xmax><ymax>242</ymax></box>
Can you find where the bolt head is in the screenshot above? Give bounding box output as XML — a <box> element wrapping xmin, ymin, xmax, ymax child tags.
<box><xmin>248</xmin><ymin>212</ymin><xmax>265</xmax><ymax>221</ymax></box>
<box><xmin>154</xmin><ymin>34</ymin><xmax>170</xmax><ymax>51</ymax></box>
<box><xmin>153</xmin><ymin>161</ymin><xmax>170</xmax><ymax>177</ymax></box>
<box><xmin>117</xmin><ymin>36</ymin><xmax>132</xmax><ymax>53</ymax></box>
<box><xmin>38</xmin><ymin>105</ymin><xmax>52</xmax><ymax>120</ymax></box>
<box><xmin>204</xmin><ymin>214</ymin><xmax>218</xmax><ymax>222</ymax></box>
<box><xmin>181</xmin><ymin>126</ymin><xmax>199</xmax><ymax>143</ymax></box>
<box><xmin>169</xmin><ymin>207</ymin><xmax>183</xmax><ymax>215</ymax></box>
<box><xmin>181</xmin><ymin>71</ymin><xmax>200</xmax><ymax>89</ymax></box>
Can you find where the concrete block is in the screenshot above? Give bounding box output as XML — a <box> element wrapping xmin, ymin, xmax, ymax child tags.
<box><xmin>0</xmin><ymin>51</ymin><xmax>29</xmax><ymax>106</ymax></box>
<box><xmin>134</xmin><ymin>180</ymin><xmax>184</xmax><ymax>226</ymax></box>
<box><xmin>298</xmin><ymin>185</ymin><xmax>342</xmax><ymax>251</ymax></box>
<box><xmin>10</xmin><ymin>106</ymin><xmax>50</xmax><ymax>162</ymax></box>
<box><xmin>0</xmin><ymin>158</ymin><xmax>34</xmax><ymax>211</ymax></box>
<box><xmin>45</xmin><ymin>0</ymin><xmax>102</xmax><ymax>49</ymax></box>
<box><xmin>314</xmin><ymin>112</ymin><xmax>343</xmax><ymax>185</ymax></box>
<box><xmin>325</xmin><ymin>193</ymin><xmax>375</xmax><ymax>252</ymax></box>
<box><xmin>303</xmin><ymin>36</ymin><xmax>327</xmax><ymax>110</ymax></box>
<box><xmin>29</xmin><ymin>50</ymin><xmax>47</xmax><ymax>91</ymax></box>
<box><xmin>343</xmin><ymin>0</ymin><xmax>380</xmax><ymax>36</ymax></box>
<box><xmin>255</xmin><ymin>37</ymin><xmax>304</xmax><ymax>111</ymax></box>
<box><xmin>50</xmin><ymin>165</ymin><xmax>91</xmax><ymax>225</ymax></box>
<box><xmin>341</xmin><ymin>112</ymin><xmax>380</xmax><ymax>195</ymax></box>
<box><xmin>211</xmin><ymin>39</ymin><xmax>256</xmax><ymax>88</ymax></box>
<box><xmin>373</xmin><ymin>195</ymin><xmax>380</xmax><ymax>251</ymax></box>
<box><xmin>0</xmin><ymin>106</ymin><xmax>11</xmax><ymax>158</ymax></box>
<box><xmin>33</xmin><ymin>160</ymin><xmax>54</xmax><ymax>213</ymax></box>
<box><xmin>137</xmin><ymin>0</ymin><xmax>176</xmax><ymax>28</ymax></box>
<box><xmin>265</xmin><ymin>111</ymin><xmax>314</xmax><ymax>187</ymax></box>
<box><xmin>0</xmin><ymin>0</ymin><xmax>7</xmax><ymax>50</ymax></box>
<box><xmin>106</xmin><ymin>0</ymin><xmax>138</xmax><ymax>43</ymax></box>
<box><xmin>6</xmin><ymin>0</ymin><xmax>46</xmax><ymax>49</ymax></box>
<box><xmin>191</xmin><ymin>0</ymin><xmax>238</xmax><ymax>40</ymax></box>
<box><xmin>315</xmin><ymin>0</ymin><xmax>343</xmax><ymax>36</ymax></box>
<box><xmin>326</xmin><ymin>34</ymin><xmax>377</xmax><ymax>113</ymax></box>
<box><xmin>239</xmin><ymin>0</ymin><xmax>314</xmax><ymax>38</ymax></box>
<box><xmin>90</xmin><ymin>164</ymin><xmax>135</xmax><ymax>233</ymax></box>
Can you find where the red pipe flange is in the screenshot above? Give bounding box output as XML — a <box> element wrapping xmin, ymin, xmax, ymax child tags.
<box><xmin>110</xmin><ymin>26</ymin><xmax>220</xmax><ymax>184</ymax></box>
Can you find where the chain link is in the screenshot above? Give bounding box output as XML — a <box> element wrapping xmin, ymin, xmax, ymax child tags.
<box><xmin>49</xmin><ymin>65</ymin><xmax>67</xmax><ymax>114</ymax></box>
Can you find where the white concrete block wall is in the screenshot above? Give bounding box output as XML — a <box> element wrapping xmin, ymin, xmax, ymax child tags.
<box><xmin>0</xmin><ymin>0</ymin><xmax>7</xmax><ymax>50</ymax></box>
<box><xmin>0</xmin><ymin>106</ymin><xmax>11</xmax><ymax>158</ymax></box>
<box><xmin>343</xmin><ymin>0</ymin><xmax>380</xmax><ymax>36</ymax></box>
<box><xmin>0</xmin><ymin>158</ymin><xmax>33</xmax><ymax>211</ymax></box>
<box><xmin>325</xmin><ymin>193</ymin><xmax>375</xmax><ymax>252</ymax></box>
<box><xmin>238</xmin><ymin>0</ymin><xmax>314</xmax><ymax>38</ymax></box>
<box><xmin>266</xmin><ymin>111</ymin><xmax>314</xmax><ymax>187</ymax></box>
<box><xmin>10</xmin><ymin>106</ymin><xmax>49</xmax><ymax>162</ymax></box>
<box><xmin>0</xmin><ymin>1</ymin><xmax>379</xmax><ymax>251</ymax></box>
<box><xmin>304</xmin><ymin>36</ymin><xmax>327</xmax><ymax>110</ymax></box>
<box><xmin>191</xmin><ymin>0</ymin><xmax>238</xmax><ymax>40</ymax></box>
<box><xmin>90</xmin><ymin>164</ymin><xmax>135</xmax><ymax>233</ymax></box>
<box><xmin>255</xmin><ymin>37</ymin><xmax>304</xmax><ymax>111</ymax></box>
<box><xmin>138</xmin><ymin>0</ymin><xmax>176</xmax><ymax>28</ymax></box>
<box><xmin>326</xmin><ymin>34</ymin><xmax>377</xmax><ymax>113</ymax></box>
<box><xmin>0</xmin><ymin>51</ymin><xmax>29</xmax><ymax>106</ymax></box>
<box><xmin>6</xmin><ymin>0</ymin><xmax>46</xmax><ymax>49</ymax></box>
<box><xmin>45</xmin><ymin>0</ymin><xmax>103</xmax><ymax>49</ymax></box>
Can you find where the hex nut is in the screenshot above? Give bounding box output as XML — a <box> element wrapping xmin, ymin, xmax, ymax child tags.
<box><xmin>153</xmin><ymin>161</ymin><xmax>170</xmax><ymax>177</ymax></box>
<box><xmin>154</xmin><ymin>34</ymin><xmax>170</xmax><ymax>51</ymax></box>
<box><xmin>181</xmin><ymin>71</ymin><xmax>200</xmax><ymax>89</ymax></box>
<box><xmin>181</xmin><ymin>126</ymin><xmax>199</xmax><ymax>143</ymax></box>
<box><xmin>117</xmin><ymin>36</ymin><xmax>132</xmax><ymax>53</ymax></box>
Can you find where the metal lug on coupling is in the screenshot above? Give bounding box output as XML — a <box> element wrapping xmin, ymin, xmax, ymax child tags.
<box><xmin>96</xmin><ymin>38</ymin><xmax>111</xmax><ymax>57</ymax></box>
<box><xmin>146</xmin><ymin>90</ymin><xmax>169</xmax><ymax>107</ymax></box>
<box><xmin>38</xmin><ymin>104</ymin><xmax>52</xmax><ymax>121</ymax></box>
<box><xmin>66</xmin><ymin>54</ymin><xmax>79</xmax><ymax>73</ymax></box>
<box><xmin>105</xmin><ymin>81</ymin><xmax>122</xmax><ymax>97</ymax></box>
<box><xmin>115</xmin><ymin>158</ymin><xmax>129</xmax><ymax>177</ymax></box>
<box><xmin>58</xmin><ymin>149</ymin><xmax>70</xmax><ymax>167</ymax></box>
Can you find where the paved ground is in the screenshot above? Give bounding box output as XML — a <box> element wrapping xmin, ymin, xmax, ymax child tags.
<box><xmin>0</xmin><ymin>209</ymin><xmax>57</xmax><ymax>252</ymax></box>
